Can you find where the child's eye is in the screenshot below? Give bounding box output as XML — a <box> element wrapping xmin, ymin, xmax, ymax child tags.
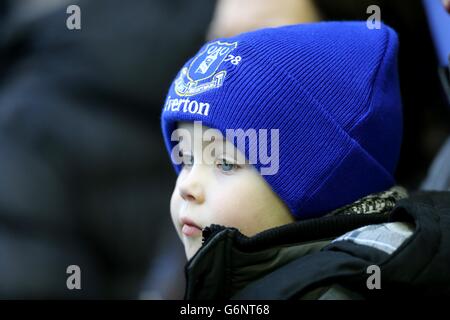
<box><xmin>216</xmin><ymin>159</ymin><xmax>239</xmax><ymax>173</ymax></box>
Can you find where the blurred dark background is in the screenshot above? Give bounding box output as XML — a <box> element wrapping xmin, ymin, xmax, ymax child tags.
<box><xmin>0</xmin><ymin>0</ymin><xmax>215</xmax><ymax>299</ymax></box>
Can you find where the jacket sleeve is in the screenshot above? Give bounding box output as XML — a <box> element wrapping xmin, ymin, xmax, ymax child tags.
<box><xmin>299</xmin><ymin>284</ymin><xmax>365</xmax><ymax>300</ymax></box>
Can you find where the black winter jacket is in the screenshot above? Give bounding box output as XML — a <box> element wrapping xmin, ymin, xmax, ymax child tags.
<box><xmin>184</xmin><ymin>192</ymin><xmax>450</xmax><ymax>299</ymax></box>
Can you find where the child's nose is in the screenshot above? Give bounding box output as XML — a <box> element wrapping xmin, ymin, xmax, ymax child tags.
<box><xmin>178</xmin><ymin>171</ymin><xmax>205</xmax><ymax>204</ymax></box>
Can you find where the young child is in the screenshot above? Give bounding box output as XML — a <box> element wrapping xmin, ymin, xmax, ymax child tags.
<box><xmin>160</xmin><ymin>22</ymin><xmax>450</xmax><ymax>299</ymax></box>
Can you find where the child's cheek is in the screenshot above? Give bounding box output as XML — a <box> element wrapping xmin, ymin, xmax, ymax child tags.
<box><xmin>208</xmin><ymin>190</ymin><xmax>237</xmax><ymax>224</ymax></box>
<box><xmin>209</xmin><ymin>185</ymin><xmax>258</xmax><ymax>235</ymax></box>
<box><xmin>170</xmin><ymin>188</ymin><xmax>182</xmax><ymax>236</ymax></box>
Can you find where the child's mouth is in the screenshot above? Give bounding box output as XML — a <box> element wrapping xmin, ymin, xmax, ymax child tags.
<box><xmin>182</xmin><ymin>223</ymin><xmax>202</xmax><ymax>237</ymax></box>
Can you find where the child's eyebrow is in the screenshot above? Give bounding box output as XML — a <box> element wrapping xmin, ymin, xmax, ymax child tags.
<box><xmin>201</xmin><ymin>134</ymin><xmax>225</xmax><ymax>147</ymax></box>
<box><xmin>178</xmin><ymin>146</ymin><xmax>191</xmax><ymax>154</ymax></box>
<box><xmin>177</xmin><ymin>131</ymin><xmax>227</xmax><ymax>153</ymax></box>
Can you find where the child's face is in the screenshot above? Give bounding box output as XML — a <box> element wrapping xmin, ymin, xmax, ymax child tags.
<box><xmin>170</xmin><ymin>122</ymin><xmax>294</xmax><ymax>260</ymax></box>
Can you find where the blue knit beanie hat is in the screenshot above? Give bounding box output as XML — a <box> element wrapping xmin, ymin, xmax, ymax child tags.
<box><xmin>161</xmin><ymin>22</ymin><xmax>402</xmax><ymax>220</ymax></box>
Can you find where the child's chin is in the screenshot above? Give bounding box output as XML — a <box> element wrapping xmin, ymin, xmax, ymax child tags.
<box><xmin>184</xmin><ymin>240</ymin><xmax>201</xmax><ymax>260</ymax></box>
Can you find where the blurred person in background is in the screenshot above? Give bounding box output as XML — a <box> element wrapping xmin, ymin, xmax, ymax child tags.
<box><xmin>444</xmin><ymin>0</ymin><xmax>450</xmax><ymax>12</ymax></box>
<box><xmin>0</xmin><ymin>0</ymin><xmax>215</xmax><ymax>298</ymax></box>
<box><xmin>421</xmin><ymin>0</ymin><xmax>450</xmax><ymax>190</ymax></box>
<box><xmin>207</xmin><ymin>0</ymin><xmax>450</xmax><ymax>190</ymax></box>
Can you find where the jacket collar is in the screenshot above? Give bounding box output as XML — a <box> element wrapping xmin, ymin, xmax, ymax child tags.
<box><xmin>184</xmin><ymin>213</ymin><xmax>391</xmax><ymax>300</ymax></box>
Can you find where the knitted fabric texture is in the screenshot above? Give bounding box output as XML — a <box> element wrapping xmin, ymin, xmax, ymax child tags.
<box><xmin>161</xmin><ymin>22</ymin><xmax>403</xmax><ymax>220</ymax></box>
<box><xmin>326</xmin><ymin>185</ymin><xmax>408</xmax><ymax>217</ymax></box>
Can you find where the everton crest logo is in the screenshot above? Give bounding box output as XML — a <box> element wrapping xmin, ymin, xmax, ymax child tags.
<box><xmin>174</xmin><ymin>41</ymin><xmax>239</xmax><ymax>96</ymax></box>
